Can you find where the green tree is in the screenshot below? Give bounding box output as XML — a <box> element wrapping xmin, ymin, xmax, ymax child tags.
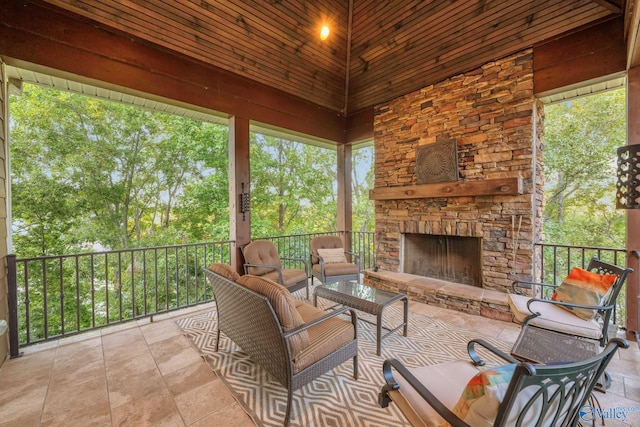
<box><xmin>250</xmin><ymin>134</ymin><xmax>337</xmax><ymax>236</ymax></box>
<box><xmin>543</xmin><ymin>89</ymin><xmax>626</xmax><ymax>248</ymax></box>
<box><xmin>10</xmin><ymin>84</ymin><xmax>229</xmax><ymax>254</ymax></box>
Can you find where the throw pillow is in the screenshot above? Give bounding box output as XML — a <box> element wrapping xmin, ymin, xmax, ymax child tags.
<box><xmin>552</xmin><ymin>267</ymin><xmax>617</xmax><ymax>320</ymax></box>
<box><xmin>440</xmin><ymin>364</ymin><xmax>516</xmax><ymax>427</ymax></box>
<box><xmin>317</xmin><ymin>247</ymin><xmax>348</xmax><ymax>264</ymax></box>
<box><xmin>207</xmin><ymin>263</ymin><xmax>240</xmax><ymax>282</ymax></box>
<box><xmin>235</xmin><ymin>275</ymin><xmax>310</xmax><ymax>357</ymax></box>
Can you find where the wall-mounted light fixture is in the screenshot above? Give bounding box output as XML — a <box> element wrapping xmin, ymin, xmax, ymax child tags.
<box><xmin>615</xmin><ymin>145</ymin><xmax>640</xmax><ymax>209</ymax></box>
<box><xmin>240</xmin><ymin>182</ymin><xmax>250</xmax><ymax>221</ymax></box>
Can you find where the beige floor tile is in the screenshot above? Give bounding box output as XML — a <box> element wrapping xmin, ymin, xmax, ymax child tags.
<box><xmin>0</xmin><ymin>350</ymin><xmax>55</xmax><ymax>399</ymax></box>
<box><xmin>150</xmin><ymin>335</ymin><xmax>204</xmax><ymax>376</ymax></box>
<box><xmin>110</xmin><ymin>387</ymin><xmax>185</xmax><ymax>427</ymax></box>
<box><xmin>188</xmin><ymin>401</ymin><xmax>255</xmax><ymax>427</ymax></box>
<box><xmin>0</xmin><ymin>384</ymin><xmax>47</xmax><ymax>426</ymax></box>
<box><xmin>173</xmin><ymin>378</ymin><xmax>237</xmax><ymax>425</ymax></box>
<box><xmin>105</xmin><ymin>350</ymin><xmax>158</xmax><ymax>380</ymax></box>
<box><xmin>108</xmin><ymin>366</ymin><xmax>165</xmax><ymax>409</ymax></box>
<box><xmin>41</xmin><ymin>376</ymin><xmax>111</xmax><ymax>426</ymax></box>
<box><xmin>140</xmin><ymin>320</ymin><xmax>183</xmax><ymax>345</ymax></box>
<box><xmin>163</xmin><ymin>360</ymin><xmax>218</xmax><ymax>397</ymax></box>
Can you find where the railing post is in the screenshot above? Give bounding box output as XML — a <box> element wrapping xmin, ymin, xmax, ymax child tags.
<box><xmin>7</xmin><ymin>254</ymin><xmax>22</xmax><ymax>358</ymax></box>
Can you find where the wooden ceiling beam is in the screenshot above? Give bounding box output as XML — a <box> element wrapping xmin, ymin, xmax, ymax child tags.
<box><xmin>533</xmin><ymin>17</ymin><xmax>626</xmax><ymax>95</ymax></box>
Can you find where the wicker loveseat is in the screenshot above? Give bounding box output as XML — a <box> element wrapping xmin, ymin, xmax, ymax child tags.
<box><xmin>203</xmin><ymin>263</ymin><xmax>359</xmax><ymax>426</ymax></box>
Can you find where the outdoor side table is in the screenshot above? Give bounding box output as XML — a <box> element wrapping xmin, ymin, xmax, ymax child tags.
<box><xmin>313</xmin><ymin>280</ymin><xmax>409</xmax><ymax>355</ymax></box>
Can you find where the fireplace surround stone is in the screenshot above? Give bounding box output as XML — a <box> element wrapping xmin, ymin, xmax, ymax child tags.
<box><xmin>367</xmin><ymin>49</ymin><xmax>544</xmax><ymax>319</ymax></box>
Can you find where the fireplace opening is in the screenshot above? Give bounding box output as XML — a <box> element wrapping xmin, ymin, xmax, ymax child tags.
<box><xmin>402</xmin><ymin>233</ymin><xmax>482</xmax><ymax>287</ymax></box>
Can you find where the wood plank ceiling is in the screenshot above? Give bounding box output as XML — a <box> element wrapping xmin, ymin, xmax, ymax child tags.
<box><xmin>42</xmin><ymin>0</ymin><xmax>623</xmax><ymax>116</ymax></box>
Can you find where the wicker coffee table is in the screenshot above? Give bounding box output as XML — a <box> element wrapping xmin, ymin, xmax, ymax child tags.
<box><xmin>313</xmin><ymin>280</ymin><xmax>408</xmax><ymax>355</ymax></box>
<box><xmin>511</xmin><ymin>324</ymin><xmax>599</xmax><ymax>364</ymax></box>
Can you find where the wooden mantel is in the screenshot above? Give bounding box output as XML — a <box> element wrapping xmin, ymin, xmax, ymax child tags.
<box><xmin>369</xmin><ymin>177</ymin><xmax>523</xmax><ymax>200</ymax></box>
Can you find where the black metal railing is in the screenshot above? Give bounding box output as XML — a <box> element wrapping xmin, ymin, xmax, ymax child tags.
<box><xmin>534</xmin><ymin>243</ymin><xmax>629</xmax><ymax>326</ymax></box>
<box><xmin>7</xmin><ymin>235</ymin><xmax>631</xmax><ymax>355</ymax></box>
<box><xmin>8</xmin><ymin>241</ymin><xmax>232</xmax><ymax>353</ymax></box>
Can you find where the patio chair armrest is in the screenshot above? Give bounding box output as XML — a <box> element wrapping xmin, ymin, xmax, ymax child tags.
<box><xmin>380</xmin><ymin>358</ymin><xmax>471</xmax><ymax>427</ymax></box>
<box><xmin>467</xmin><ymin>339</ymin><xmax>518</xmax><ymax>366</ymax></box>
<box><xmin>511</xmin><ymin>280</ymin><xmax>558</xmax><ymax>295</ymax></box>
<box><xmin>284</xmin><ymin>306</ymin><xmax>358</xmax><ymax>336</ymax></box>
<box><xmin>280</xmin><ymin>256</ymin><xmax>310</xmax><ymax>276</ymax></box>
<box><xmin>344</xmin><ymin>250</ymin><xmax>361</xmax><ymax>267</ymax></box>
<box><xmin>525</xmin><ymin>298</ymin><xmax>612</xmax><ymax>315</ymax></box>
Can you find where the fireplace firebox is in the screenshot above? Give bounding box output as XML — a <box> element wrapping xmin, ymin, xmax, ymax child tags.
<box><xmin>401</xmin><ymin>233</ymin><xmax>482</xmax><ymax>287</ymax></box>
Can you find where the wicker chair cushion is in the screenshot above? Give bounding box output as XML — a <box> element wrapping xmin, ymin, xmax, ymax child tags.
<box><xmin>317</xmin><ymin>248</ymin><xmax>348</xmax><ymax>264</ymax></box>
<box><xmin>310</xmin><ymin>236</ymin><xmax>344</xmax><ymax>265</ymax></box>
<box><xmin>552</xmin><ymin>267</ymin><xmax>616</xmax><ymax>320</ymax></box>
<box><xmin>243</xmin><ymin>240</ymin><xmax>282</xmax><ymax>276</ymax></box>
<box><xmin>236</xmin><ymin>274</ymin><xmax>310</xmax><ymax>356</ymax></box>
<box><xmin>262</xmin><ymin>268</ymin><xmax>308</xmax><ymax>287</ymax></box>
<box><xmin>293</xmin><ymin>306</ymin><xmax>356</xmax><ymax>373</ymax></box>
<box><xmin>507</xmin><ymin>293</ymin><xmax>602</xmax><ymax>339</ymax></box>
<box><xmin>313</xmin><ymin>262</ymin><xmax>358</xmax><ymax>276</ymax></box>
<box><xmin>208</xmin><ymin>263</ymin><xmax>240</xmax><ymax>282</ymax></box>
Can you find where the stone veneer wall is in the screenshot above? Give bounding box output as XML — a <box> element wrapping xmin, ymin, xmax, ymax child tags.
<box><xmin>373</xmin><ymin>49</ymin><xmax>543</xmax><ymax>294</ymax></box>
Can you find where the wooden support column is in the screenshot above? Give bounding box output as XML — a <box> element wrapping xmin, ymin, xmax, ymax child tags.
<box><xmin>229</xmin><ymin>116</ymin><xmax>251</xmax><ymax>275</ymax></box>
<box><xmin>626</xmin><ymin>66</ymin><xmax>640</xmax><ymax>340</ymax></box>
<box><xmin>337</xmin><ymin>144</ymin><xmax>352</xmax><ymax>250</ymax></box>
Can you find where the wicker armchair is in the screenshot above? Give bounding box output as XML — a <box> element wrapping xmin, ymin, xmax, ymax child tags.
<box><xmin>204</xmin><ymin>264</ymin><xmax>358</xmax><ymax>426</ymax></box>
<box><xmin>379</xmin><ymin>338</ymin><xmax>628</xmax><ymax>427</ymax></box>
<box><xmin>241</xmin><ymin>240</ymin><xmax>310</xmax><ymax>298</ymax></box>
<box><xmin>309</xmin><ymin>235</ymin><xmax>361</xmax><ymax>284</ymax></box>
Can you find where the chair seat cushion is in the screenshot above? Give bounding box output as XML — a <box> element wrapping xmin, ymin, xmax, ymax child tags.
<box><xmin>263</xmin><ymin>268</ymin><xmax>307</xmax><ymax>287</ymax></box>
<box><xmin>313</xmin><ymin>262</ymin><xmax>358</xmax><ymax>276</ymax></box>
<box><xmin>389</xmin><ymin>360</ymin><xmax>480</xmax><ymax>427</ymax></box>
<box><xmin>508</xmin><ymin>293</ymin><xmax>602</xmax><ymax>339</ymax></box>
<box><xmin>294</xmin><ymin>301</ymin><xmax>355</xmax><ymax>373</ymax></box>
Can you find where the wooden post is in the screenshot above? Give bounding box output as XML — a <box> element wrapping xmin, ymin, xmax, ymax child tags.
<box><xmin>229</xmin><ymin>116</ymin><xmax>251</xmax><ymax>275</ymax></box>
<box><xmin>626</xmin><ymin>66</ymin><xmax>640</xmax><ymax>341</ymax></box>
<box><xmin>337</xmin><ymin>144</ymin><xmax>353</xmax><ymax>252</ymax></box>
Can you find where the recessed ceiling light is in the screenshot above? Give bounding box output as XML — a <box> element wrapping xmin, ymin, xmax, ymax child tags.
<box><xmin>320</xmin><ymin>25</ymin><xmax>330</xmax><ymax>41</ymax></box>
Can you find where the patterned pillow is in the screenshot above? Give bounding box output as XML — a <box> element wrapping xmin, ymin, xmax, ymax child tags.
<box><xmin>440</xmin><ymin>364</ymin><xmax>516</xmax><ymax>427</ymax></box>
<box><xmin>235</xmin><ymin>275</ymin><xmax>310</xmax><ymax>357</ymax></box>
<box><xmin>317</xmin><ymin>248</ymin><xmax>348</xmax><ymax>264</ymax></box>
<box><xmin>552</xmin><ymin>267</ymin><xmax>617</xmax><ymax>320</ymax></box>
<box><xmin>208</xmin><ymin>263</ymin><xmax>240</xmax><ymax>282</ymax></box>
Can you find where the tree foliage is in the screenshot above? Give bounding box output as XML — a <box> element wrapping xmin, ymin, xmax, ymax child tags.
<box><xmin>10</xmin><ymin>84</ymin><xmax>229</xmax><ymax>255</ymax></box>
<box><xmin>543</xmin><ymin>89</ymin><xmax>626</xmax><ymax>247</ymax></box>
<box><xmin>10</xmin><ymin>84</ymin><xmax>375</xmax><ymax>258</ymax></box>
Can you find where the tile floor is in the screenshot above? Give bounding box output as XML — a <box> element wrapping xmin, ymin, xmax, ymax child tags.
<box><xmin>1</xmin><ymin>299</ymin><xmax>639</xmax><ymax>426</ymax></box>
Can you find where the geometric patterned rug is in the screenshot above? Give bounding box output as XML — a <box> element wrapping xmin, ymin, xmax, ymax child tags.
<box><xmin>176</xmin><ymin>296</ymin><xmax>512</xmax><ymax>427</ymax></box>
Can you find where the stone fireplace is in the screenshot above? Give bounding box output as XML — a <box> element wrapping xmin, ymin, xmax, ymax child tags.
<box><xmin>363</xmin><ymin>49</ymin><xmax>544</xmax><ymax>320</ymax></box>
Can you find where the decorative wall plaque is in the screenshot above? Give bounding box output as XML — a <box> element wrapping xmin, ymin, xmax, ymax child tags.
<box><xmin>616</xmin><ymin>145</ymin><xmax>640</xmax><ymax>209</ymax></box>
<box><xmin>416</xmin><ymin>140</ymin><xmax>458</xmax><ymax>184</ymax></box>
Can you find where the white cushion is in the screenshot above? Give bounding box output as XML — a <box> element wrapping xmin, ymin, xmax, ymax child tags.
<box><xmin>507</xmin><ymin>293</ymin><xmax>602</xmax><ymax>340</ymax></box>
<box><xmin>388</xmin><ymin>360</ymin><xmax>480</xmax><ymax>427</ymax></box>
<box><xmin>317</xmin><ymin>247</ymin><xmax>348</xmax><ymax>264</ymax></box>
